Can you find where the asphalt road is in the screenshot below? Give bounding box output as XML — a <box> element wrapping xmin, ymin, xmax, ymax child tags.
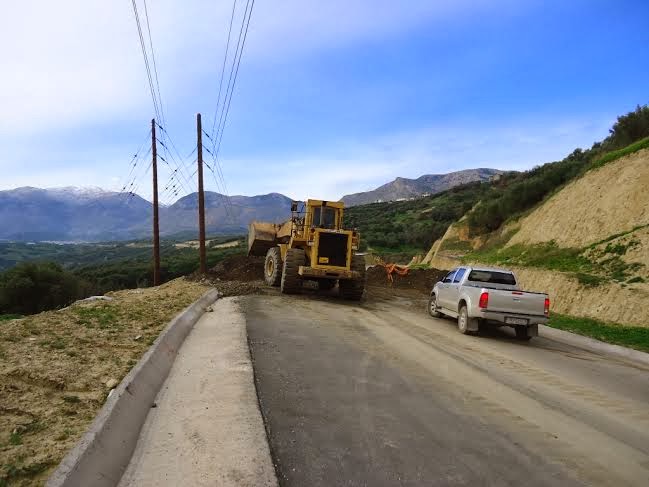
<box><xmin>243</xmin><ymin>290</ymin><xmax>649</xmax><ymax>487</ymax></box>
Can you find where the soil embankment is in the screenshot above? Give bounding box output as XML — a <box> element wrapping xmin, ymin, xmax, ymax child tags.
<box><xmin>0</xmin><ymin>279</ymin><xmax>210</xmax><ymax>486</ymax></box>
<box><xmin>509</xmin><ymin>148</ymin><xmax>649</xmax><ymax>248</ymax></box>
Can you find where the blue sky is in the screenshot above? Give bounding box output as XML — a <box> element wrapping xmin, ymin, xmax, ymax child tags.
<box><xmin>1</xmin><ymin>0</ymin><xmax>648</xmax><ymax>203</ymax></box>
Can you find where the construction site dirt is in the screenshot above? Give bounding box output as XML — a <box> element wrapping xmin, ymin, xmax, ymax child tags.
<box><xmin>193</xmin><ymin>254</ymin><xmax>445</xmax><ymax>299</ymax></box>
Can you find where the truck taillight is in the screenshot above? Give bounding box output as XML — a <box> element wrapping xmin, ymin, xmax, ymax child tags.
<box><xmin>544</xmin><ymin>297</ymin><xmax>550</xmax><ymax>316</ymax></box>
<box><xmin>479</xmin><ymin>292</ymin><xmax>489</xmax><ymax>309</ymax></box>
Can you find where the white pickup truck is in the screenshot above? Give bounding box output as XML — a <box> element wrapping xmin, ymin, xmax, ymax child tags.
<box><xmin>429</xmin><ymin>266</ymin><xmax>549</xmax><ymax>340</ymax></box>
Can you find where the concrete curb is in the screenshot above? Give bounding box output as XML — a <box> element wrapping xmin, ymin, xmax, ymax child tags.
<box><xmin>540</xmin><ymin>324</ymin><xmax>649</xmax><ymax>367</ymax></box>
<box><xmin>46</xmin><ymin>289</ymin><xmax>220</xmax><ymax>487</ymax></box>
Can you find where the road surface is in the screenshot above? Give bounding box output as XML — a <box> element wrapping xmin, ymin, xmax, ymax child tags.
<box><xmin>243</xmin><ymin>291</ymin><xmax>649</xmax><ymax>487</ymax></box>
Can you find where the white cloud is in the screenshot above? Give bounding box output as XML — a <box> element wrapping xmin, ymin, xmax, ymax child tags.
<box><xmin>0</xmin><ymin>0</ymin><xmax>511</xmax><ymax>137</ymax></box>
<box><xmin>0</xmin><ymin>0</ymin><xmax>614</xmax><ymax>203</ymax></box>
<box><xmin>219</xmin><ymin>114</ymin><xmax>613</xmax><ymax>201</ymax></box>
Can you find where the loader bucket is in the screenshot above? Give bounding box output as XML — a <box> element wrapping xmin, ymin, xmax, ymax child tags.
<box><xmin>248</xmin><ymin>221</ymin><xmax>280</xmax><ymax>256</ymax></box>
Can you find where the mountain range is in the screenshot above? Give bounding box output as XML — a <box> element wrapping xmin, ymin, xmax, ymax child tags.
<box><xmin>0</xmin><ymin>168</ymin><xmax>503</xmax><ymax>242</ymax></box>
<box><xmin>340</xmin><ymin>168</ymin><xmax>504</xmax><ymax>206</ymax></box>
<box><xmin>0</xmin><ymin>187</ymin><xmax>291</xmax><ymax>242</ymax></box>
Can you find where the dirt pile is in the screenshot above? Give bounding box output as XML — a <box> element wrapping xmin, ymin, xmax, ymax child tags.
<box><xmin>366</xmin><ymin>266</ymin><xmax>446</xmax><ymax>294</ymax></box>
<box><xmin>197</xmin><ymin>279</ymin><xmax>265</xmax><ymax>297</ymax></box>
<box><xmin>187</xmin><ymin>255</ymin><xmax>267</xmax><ymax>296</ymax></box>
<box><xmin>208</xmin><ymin>255</ymin><xmax>264</xmax><ymax>282</ymax></box>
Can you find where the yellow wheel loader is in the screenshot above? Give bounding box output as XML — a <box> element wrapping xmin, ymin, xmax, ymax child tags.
<box><xmin>248</xmin><ymin>199</ymin><xmax>365</xmax><ymax>300</ymax></box>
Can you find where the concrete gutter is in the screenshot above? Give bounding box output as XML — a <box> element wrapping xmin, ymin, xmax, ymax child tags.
<box><xmin>540</xmin><ymin>324</ymin><xmax>649</xmax><ymax>367</ymax></box>
<box><xmin>46</xmin><ymin>289</ymin><xmax>219</xmax><ymax>487</ymax></box>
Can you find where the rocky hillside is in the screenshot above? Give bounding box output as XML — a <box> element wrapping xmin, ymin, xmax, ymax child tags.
<box><xmin>507</xmin><ymin>148</ymin><xmax>649</xmax><ymax>248</ymax></box>
<box><xmin>340</xmin><ymin>168</ymin><xmax>504</xmax><ymax>206</ymax></box>
<box><xmin>0</xmin><ymin>188</ymin><xmax>292</xmax><ymax>242</ymax></box>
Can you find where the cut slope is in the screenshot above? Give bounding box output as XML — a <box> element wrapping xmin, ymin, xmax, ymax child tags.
<box><xmin>508</xmin><ymin>148</ymin><xmax>649</xmax><ymax>248</ymax></box>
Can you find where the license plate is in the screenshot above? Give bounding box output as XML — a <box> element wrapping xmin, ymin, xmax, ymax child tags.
<box><xmin>505</xmin><ymin>317</ymin><xmax>528</xmax><ymax>325</ymax></box>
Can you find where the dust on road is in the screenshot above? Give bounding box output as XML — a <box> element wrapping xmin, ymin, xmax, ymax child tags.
<box><xmin>244</xmin><ymin>292</ymin><xmax>649</xmax><ymax>487</ymax></box>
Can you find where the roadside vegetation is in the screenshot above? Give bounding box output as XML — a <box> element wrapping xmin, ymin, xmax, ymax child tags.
<box><xmin>463</xmin><ymin>240</ymin><xmax>645</xmax><ymax>287</ymax></box>
<box><xmin>548</xmin><ymin>313</ymin><xmax>649</xmax><ymax>353</ymax></box>
<box><xmin>0</xmin><ymin>236</ymin><xmax>245</xmax><ymax>317</ymax></box>
<box><xmin>345</xmin><ymin>180</ymin><xmax>494</xmax><ymax>259</ymax></box>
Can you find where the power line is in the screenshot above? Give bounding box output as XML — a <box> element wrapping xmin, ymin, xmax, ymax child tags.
<box><xmin>207</xmin><ymin>0</ymin><xmax>256</xmax><ymax>224</ymax></box>
<box><xmin>130</xmin><ymin>0</ymin><xmax>197</xmax><ymax>206</ymax></box>
<box><xmin>142</xmin><ymin>0</ymin><xmax>167</xmax><ymax>128</ymax></box>
<box><xmin>213</xmin><ymin>0</ymin><xmax>256</xmax><ymax>159</ymax></box>
<box><xmin>130</xmin><ymin>0</ymin><xmax>161</xmax><ymax>121</ymax></box>
<box><xmin>210</xmin><ymin>0</ymin><xmax>239</xmax><ymax>138</ymax></box>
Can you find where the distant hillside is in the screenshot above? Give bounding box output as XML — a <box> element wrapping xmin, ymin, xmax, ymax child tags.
<box><xmin>159</xmin><ymin>192</ymin><xmax>292</xmax><ymax>236</ymax></box>
<box><xmin>0</xmin><ymin>187</ymin><xmax>151</xmax><ymax>241</ymax></box>
<box><xmin>0</xmin><ymin>187</ymin><xmax>292</xmax><ymax>242</ymax></box>
<box><xmin>340</xmin><ymin>168</ymin><xmax>504</xmax><ymax>206</ymax></box>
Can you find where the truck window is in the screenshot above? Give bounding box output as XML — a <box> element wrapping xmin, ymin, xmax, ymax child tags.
<box><xmin>467</xmin><ymin>270</ymin><xmax>516</xmax><ymax>285</ymax></box>
<box><xmin>453</xmin><ymin>268</ymin><xmax>466</xmax><ymax>283</ymax></box>
<box><xmin>442</xmin><ymin>270</ymin><xmax>456</xmax><ymax>283</ymax></box>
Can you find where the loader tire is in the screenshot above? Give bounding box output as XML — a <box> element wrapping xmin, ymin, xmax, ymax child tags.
<box><xmin>281</xmin><ymin>248</ymin><xmax>305</xmax><ymax>295</ymax></box>
<box><xmin>339</xmin><ymin>254</ymin><xmax>366</xmax><ymax>301</ymax></box>
<box><xmin>264</xmin><ymin>247</ymin><xmax>282</xmax><ymax>287</ymax></box>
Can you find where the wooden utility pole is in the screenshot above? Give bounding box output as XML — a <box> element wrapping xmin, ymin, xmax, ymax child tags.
<box><xmin>197</xmin><ymin>113</ymin><xmax>207</xmax><ymax>274</ymax></box>
<box><xmin>151</xmin><ymin>119</ymin><xmax>161</xmax><ymax>286</ymax></box>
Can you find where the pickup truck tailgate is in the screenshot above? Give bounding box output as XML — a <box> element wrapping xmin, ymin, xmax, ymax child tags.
<box><xmin>488</xmin><ymin>290</ymin><xmax>546</xmax><ymax>316</ymax></box>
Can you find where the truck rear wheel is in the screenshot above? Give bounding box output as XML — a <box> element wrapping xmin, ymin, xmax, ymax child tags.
<box><xmin>458</xmin><ymin>305</ymin><xmax>478</xmax><ymax>335</ymax></box>
<box><xmin>515</xmin><ymin>325</ymin><xmax>532</xmax><ymax>341</ymax></box>
<box><xmin>339</xmin><ymin>254</ymin><xmax>366</xmax><ymax>301</ymax></box>
<box><xmin>281</xmin><ymin>248</ymin><xmax>305</xmax><ymax>294</ymax></box>
<box><xmin>264</xmin><ymin>247</ymin><xmax>282</xmax><ymax>287</ymax></box>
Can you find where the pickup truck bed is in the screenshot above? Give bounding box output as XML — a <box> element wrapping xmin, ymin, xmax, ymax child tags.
<box><xmin>429</xmin><ymin>266</ymin><xmax>549</xmax><ymax>340</ymax></box>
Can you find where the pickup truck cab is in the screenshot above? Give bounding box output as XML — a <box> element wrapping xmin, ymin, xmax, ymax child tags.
<box><xmin>429</xmin><ymin>266</ymin><xmax>549</xmax><ymax>340</ymax></box>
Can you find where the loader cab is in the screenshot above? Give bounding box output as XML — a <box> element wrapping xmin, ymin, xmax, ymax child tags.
<box><xmin>293</xmin><ymin>200</ymin><xmax>344</xmax><ymax>234</ymax></box>
<box><xmin>312</xmin><ymin>205</ymin><xmax>338</xmax><ymax>229</ymax></box>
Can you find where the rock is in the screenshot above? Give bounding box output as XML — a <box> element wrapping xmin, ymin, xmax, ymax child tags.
<box><xmin>79</xmin><ymin>296</ymin><xmax>114</xmax><ymax>303</ymax></box>
<box><xmin>134</xmin><ymin>335</ymin><xmax>142</xmax><ymax>341</ymax></box>
<box><xmin>105</xmin><ymin>378</ymin><xmax>119</xmax><ymax>389</ymax></box>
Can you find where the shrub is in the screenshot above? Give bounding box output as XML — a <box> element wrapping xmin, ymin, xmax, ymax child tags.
<box><xmin>0</xmin><ymin>262</ymin><xmax>90</xmax><ymax>315</ymax></box>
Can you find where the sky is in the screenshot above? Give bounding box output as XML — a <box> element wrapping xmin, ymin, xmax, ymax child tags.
<box><xmin>1</xmin><ymin>0</ymin><xmax>648</xmax><ymax>203</ymax></box>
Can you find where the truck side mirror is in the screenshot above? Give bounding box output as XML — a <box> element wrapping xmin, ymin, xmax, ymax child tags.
<box><xmin>291</xmin><ymin>202</ymin><xmax>298</xmax><ymax>212</ymax></box>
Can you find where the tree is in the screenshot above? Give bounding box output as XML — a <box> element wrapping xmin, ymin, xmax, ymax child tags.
<box><xmin>0</xmin><ymin>262</ymin><xmax>89</xmax><ymax>315</ymax></box>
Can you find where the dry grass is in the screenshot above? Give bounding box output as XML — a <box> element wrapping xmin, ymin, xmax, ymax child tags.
<box><xmin>0</xmin><ymin>278</ymin><xmax>211</xmax><ymax>486</ymax></box>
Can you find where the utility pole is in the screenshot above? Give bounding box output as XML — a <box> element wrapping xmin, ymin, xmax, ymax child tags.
<box><xmin>197</xmin><ymin>113</ymin><xmax>207</xmax><ymax>274</ymax></box>
<box><xmin>151</xmin><ymin>119</ymin><xmax>161</xmax><ymax>286</ymax></box>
